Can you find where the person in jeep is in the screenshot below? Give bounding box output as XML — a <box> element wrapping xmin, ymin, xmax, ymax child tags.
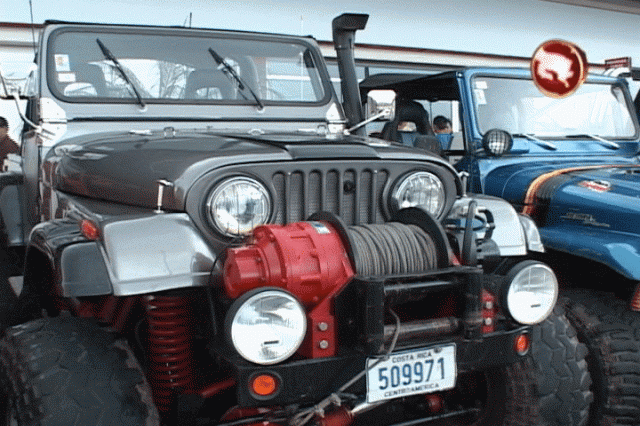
<box><xmin>432</xmin><ymin>116</ymin><xmax>452</xmax><ymax>134</ymax></box>
<box><xmin>0</xmin><ymin>14</ymin><xmax>557</xmax><ymax>426</ymax></box>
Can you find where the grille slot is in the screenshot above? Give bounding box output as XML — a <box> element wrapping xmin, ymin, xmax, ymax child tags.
<box><xmin>272</xmin><ymin>168</ymin><xmax>388</xmax><ymax>225</ymax></box>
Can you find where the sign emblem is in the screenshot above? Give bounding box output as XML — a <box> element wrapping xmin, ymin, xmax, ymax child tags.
<box><xmin>578</xmin><ymin>180</ymin><xmax>611</xmax><ymax>192</ymax></box>
<box><xmin>531</xmin><ymin>40</ymin><xmax>588</xmax><ymax>98</ymax></box>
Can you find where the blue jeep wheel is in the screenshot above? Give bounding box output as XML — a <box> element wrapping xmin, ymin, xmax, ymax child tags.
<box><xmin>561</xmin><ymin>291</ymin><xmax>640</xmax><ymax>426</ymax></box>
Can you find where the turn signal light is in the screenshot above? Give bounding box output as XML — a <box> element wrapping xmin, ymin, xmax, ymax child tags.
<box><xmin>80</xmin><ymin>220</ymin><xmax>100</xmax><ymax>240</ymax></box>
<box><xmin>514</xmin><ymin>333</ymin><xmax>530</xmax><ymax>356</ymax></box>
<box><xmin>250</xmin><ymin>373</ymin><xmax>278</xmax><ymax>397</ymax></box>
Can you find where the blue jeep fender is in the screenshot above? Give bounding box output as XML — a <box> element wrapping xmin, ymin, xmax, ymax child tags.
<box><xmin>540</xmin><ymin>225</ymin><xmax>640</xmax><ymax>281</ymax></box>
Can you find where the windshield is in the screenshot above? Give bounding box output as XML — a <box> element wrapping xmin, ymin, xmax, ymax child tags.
<box><xmin>46</xmin><ymin>28</ymin><xmax>328</xmax><ymax>104</ymax></box>
<box><xmin>472</xmin><ymin>76</ymin><xmax>637</xmax><ymax>138</ymax></box>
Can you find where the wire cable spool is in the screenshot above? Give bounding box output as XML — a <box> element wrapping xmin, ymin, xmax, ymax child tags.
<box><xmin>347</xmin><ymin>222</ymin><xmax>439</xmax><ymax>277</ymax></box>
<box><xmin>308</xmin><ymin>209</ymin><xmax>451</xmax><ymax>277</ymax></box>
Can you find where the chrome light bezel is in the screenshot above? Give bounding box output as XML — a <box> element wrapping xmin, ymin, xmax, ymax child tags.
<box><xmin>504</xmin><ymin>261</ymin><xmax>558</xmax><ymax>325</ymax></box>
<box><xmin>390</xmin><ymin>171</ymin><xmax>447</xmax><ymax>219</ymax></box>
<box><xmin>226</xmin><ymin>288</ymin><xmax>307</xmax><ymax>365</ymax></box>
<box><xmin>206</xmin><ymin>176</ymin><xmax>271</xmax><ymax>237</ymax></box>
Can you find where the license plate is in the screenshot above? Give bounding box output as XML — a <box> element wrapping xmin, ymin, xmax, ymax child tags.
<box><xmin>366</xmin><ymin>344</ymin><xmax>456</xmax><ymax>403</ymax></box>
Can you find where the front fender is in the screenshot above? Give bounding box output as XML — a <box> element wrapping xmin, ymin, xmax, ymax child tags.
<box><xmin>450</xmin><ymin>194</ymin><xmax>529</xmax><ymax>257</ymax></box>
<box><xmin>540</xmin><ymin>225</ymin><xmax>640</xmax><ymax>281</ymax></box>
<box><xmin>28</xmin><ymin>219</ymin><xmax>112</xmax><ymax>297</ymax></box>
<box><xmin>101</xmin><ymin>213</ymin><xmax>216</xmax><ymax>296</ymax></box>
<box><xmin>29</xmin><ymin>213</ymin><xmax>218</xmax><ymax>297</ymax></box>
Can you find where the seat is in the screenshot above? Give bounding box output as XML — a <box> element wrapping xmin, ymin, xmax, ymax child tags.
<box><xmin>185</xmin><ymin>69</ymin><xmax>234</xmax><ymax>100</ymax></box>
<box><xmin>381</xmin><ymin>100</ymin><xmax>433</xmax><ymax>148</ymax></box>
<box><xmin>64</xmin><ymin>63</ymin><xmax>108</xmax><ymax>97</ymax></box>
<box><xmin>414</xmin><ymin>135</ymin><xmax>444</xmax><ymax>156</ymax></box>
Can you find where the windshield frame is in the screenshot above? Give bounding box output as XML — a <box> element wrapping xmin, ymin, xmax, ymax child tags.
<box><xmin>45</xmin><ymin>25</ymin><xmax>333</xmax><ymax>107</ymax></box>
<box><xmin>469</xmin><ymin>72</ymin><xmax>640</xmax><ymax>141</ymax></box>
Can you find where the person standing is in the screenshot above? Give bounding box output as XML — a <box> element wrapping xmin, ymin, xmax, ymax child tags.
<box><xmin>0</xmin><ymin>117</ymin><xmax>19</xmax><ymax>163</ymax></box>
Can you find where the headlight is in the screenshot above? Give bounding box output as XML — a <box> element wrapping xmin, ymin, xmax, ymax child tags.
<box><xmin>504</xmin><ymin>261</ymin><xmax>558</xmax><ymax>325</ymax></box>
<box><xmin>391</xmin><ymin>171</ymin><xmax>445</xmax><ymax>217</ymax></box>
<box><xmin>227</xmin><ymin>289</ymin><xmax>307</xmax><ymax>365</ymax></box>
<box><xmin>207</xmin><ymin>177</ymin><xmax>271</xmax><ymax>236</ymax></box>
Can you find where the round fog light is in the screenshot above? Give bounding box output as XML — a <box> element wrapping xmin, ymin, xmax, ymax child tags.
<box><xmin>482</xmin><ymin>129</ymin><xmax>513</xmax><ymax>157</ymax></box>
<box><xmin>226</xmin><ymin>288</ymin><xmax>307</xmax><ymax>365</ymax></box>
<box><xmin>505</xmin><ymin>261</ymin><xmax>558</xmax><ymax>325</ymax></box>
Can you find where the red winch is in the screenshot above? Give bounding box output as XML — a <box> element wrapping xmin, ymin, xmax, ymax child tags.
<box><xmin>223</xmin><ymin>221</ymin><xmax>355</xmax><ymax>358</ymax></box>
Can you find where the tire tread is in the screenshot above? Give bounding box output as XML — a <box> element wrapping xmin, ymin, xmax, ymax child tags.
<box><xmin>0</xmin><ymin>316</ymin><xmax>159</xmax><ymax>426</ymax></box>
<box><xmin>562</xmin><ymin>291</ymin><xmax>640</xmax><ymax>426</ymax></box>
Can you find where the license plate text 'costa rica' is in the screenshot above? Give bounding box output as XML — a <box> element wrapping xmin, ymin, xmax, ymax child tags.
<box><xmin>366</xmin><ymin>345</ymin><xmax>456</xmax><ymax>403</ymax></box>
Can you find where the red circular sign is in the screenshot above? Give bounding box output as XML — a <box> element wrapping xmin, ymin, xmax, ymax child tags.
<box><xmin>531</xmin><ymin>39</ymin><xmax>588</xmax><ymax>98</ymax></box>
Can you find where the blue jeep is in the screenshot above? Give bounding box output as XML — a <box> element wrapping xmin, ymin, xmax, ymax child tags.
<box><xmin>360</xmin><ymin>68</ymin><xmax>640</xmax><ymax>426</ymax></box>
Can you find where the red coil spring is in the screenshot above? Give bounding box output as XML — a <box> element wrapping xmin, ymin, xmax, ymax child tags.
<box><xmin>146</xmin><ymin>295</ymin><xmax>195</xmax><ymax>413</ymax></box>
<box><xmin>631</xmin><ymin>283</ymin><xmax>640</xmax><ymax>312</ymax></box>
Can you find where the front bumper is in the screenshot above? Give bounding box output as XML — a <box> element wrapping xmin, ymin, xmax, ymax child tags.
<box><xmin>223</xmin><ymin>326</ymin><xmax>530</xmax><ymax>407</ymax></box>
<box><xmin>213</xmin><ymin>266</ymin><xmax>533</xmax><ymax>408</ymax></box>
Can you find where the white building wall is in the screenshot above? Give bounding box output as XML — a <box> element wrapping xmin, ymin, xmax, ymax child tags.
<box><xmin>1</xmin><ymin>0</ymin><xmax>639</xmax><ymax>135</ymax></box>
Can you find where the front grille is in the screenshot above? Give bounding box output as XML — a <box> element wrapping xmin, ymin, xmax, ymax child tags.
<box><xmin>272</xmin><ymin>168</ymin><xmax>389</xmax><ymax>225</ymax></box>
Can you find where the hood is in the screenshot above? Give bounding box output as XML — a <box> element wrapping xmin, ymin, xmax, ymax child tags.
<box><xmin>46</xmin><ymin>130</ymin><xmax>445</xmax><ymax>210</ymax></box>
<box><xmin>486</xmin><ymin>161</ymin><xmax>640</xmax><ymax>233</ymax></box>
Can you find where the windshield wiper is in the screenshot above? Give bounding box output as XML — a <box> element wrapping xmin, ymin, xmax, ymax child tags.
<box><xmin>512</xmin><ymin>133</ymin><xmax>557</xmax><ymax>150</ymax></box>
<box><xmin>566</xmin><ymin>134</ymin><xmax>620</xmax><ymax>149</ymax></box>
<box><xmin>208</xmin><ymin>47</ymin><xmax>264</xmax><ymax>111</ymax></box>
<box><xmin>96</xmin><ymin>38</ymin><xmax>146</xmax><ymax>108</ymax></box>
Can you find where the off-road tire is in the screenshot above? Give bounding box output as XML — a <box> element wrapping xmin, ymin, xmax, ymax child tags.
<box><xmin>561</xmin><ymin>291</ymin><xmax>640</xmax><ymax>426</ymax></box>
<box><xmin>532</xmin><ymin>305</ymin><xmax>593</xmax><ymax>426</ymax></box>
<box><xmin>0</xmin><ymin>225</ymin><xmax>21</xmax><ymax>333</ymax></box>
<box><xmin>0</xmin><ymin>256</ymin><xmax>18</xmax><ymax>333</ymax></box>
<box><xmin>354</xmin><ymin>357</ymin><xmax>544</xmax><ymax>426</ymax></box>
<box><xmin>471</xmin><ymin>358</ymin><xmax>545</xmax><ymax>426</ymax></box>
<box><xmin>0</xmin><ymin>316</ymin><xmax>159</xmax><ymax>426</ymax></box>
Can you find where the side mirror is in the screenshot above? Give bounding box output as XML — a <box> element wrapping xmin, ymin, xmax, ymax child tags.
<box><xmin>1</xmin><ymin>63</ymin><xmax>37</xmax><ymax>100</ymax></box>
<box><xmin>347</xmin><ymin>89</ymin><xmax>396</xmax><ymax>134</ymax></box>
<box><xmin>0</xmin><ymin>79</ymin><xmax>22</xmax><ymax>100</ymax></box>
<box><xmin>366</xmin><ymin>90</ymin><xmax>396</xmax><ymax>122</ymax></box>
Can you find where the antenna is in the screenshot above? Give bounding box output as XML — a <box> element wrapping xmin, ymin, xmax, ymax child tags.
<box><xmin>29</xmin><ymin>0</ymin><xmax>37</xmax><ymax>55</ymax></box>
<box><xmin>183</xmin><ymin>12</ymin><xmax>192</xmax><ymax>28</ymax></box>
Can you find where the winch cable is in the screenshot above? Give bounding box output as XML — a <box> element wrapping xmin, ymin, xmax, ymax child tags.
<box><xmin>288</xmin><ymin>223</ymin><xmax>440</xmax><ymax>424</ymax></box>
<box><xmin>290</xmin><ymin>309</ymin><xmax>402</xmax><ymax>426</ymax></box>
<box><xmin>348</xmin><ymin>223</ymin><xmax>438</xmax><ymax>276</ymax></box>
